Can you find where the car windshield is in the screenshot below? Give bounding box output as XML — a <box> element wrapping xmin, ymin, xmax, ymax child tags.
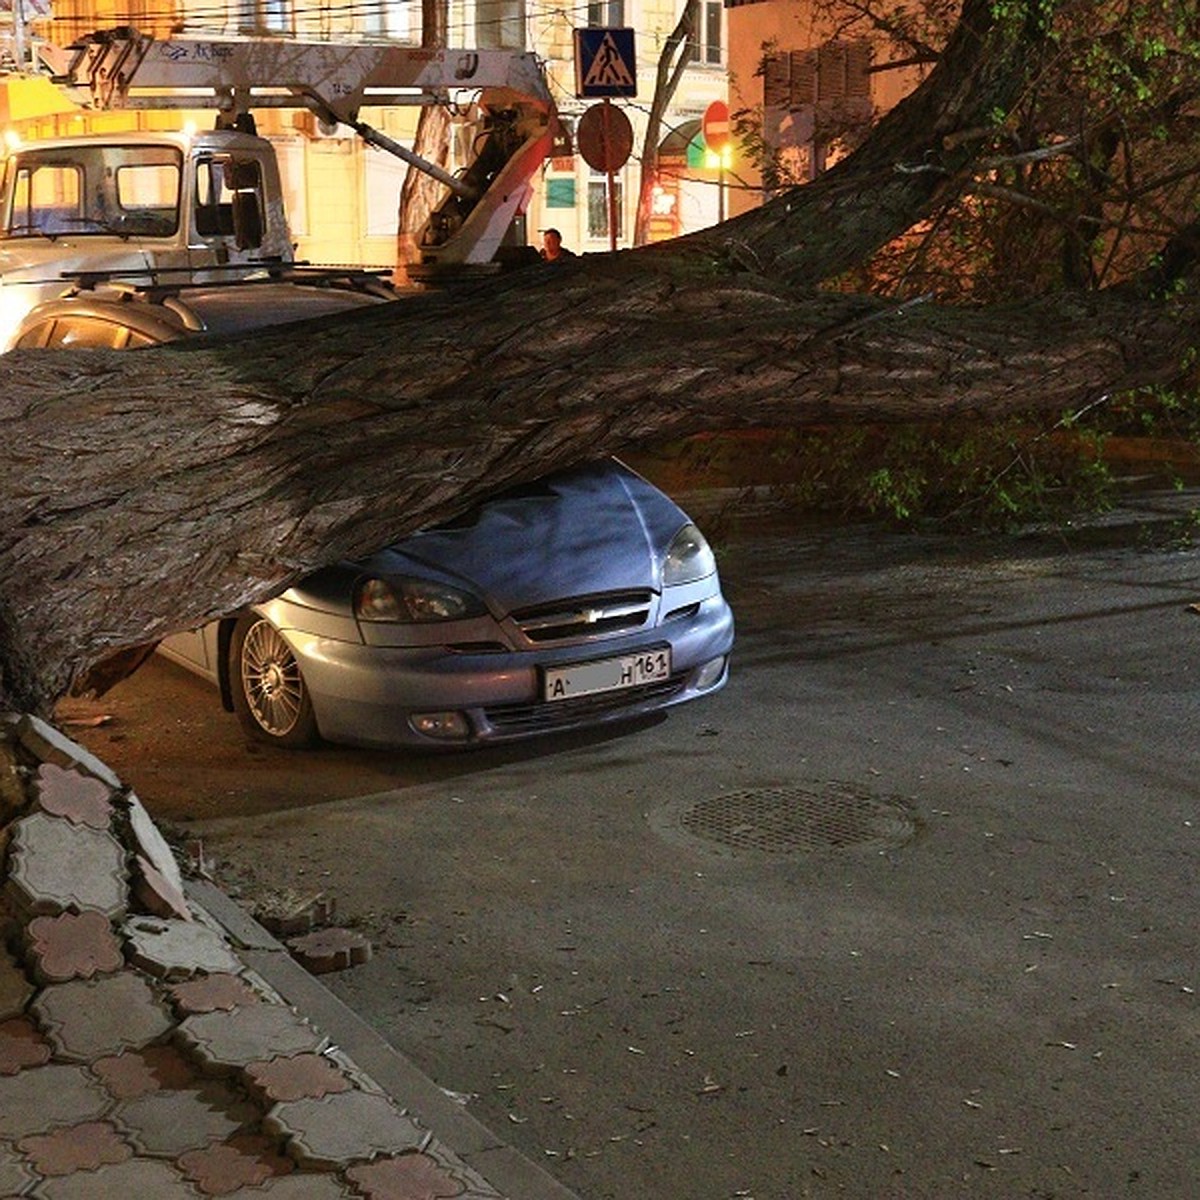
<box><xmin>0</xmin><ymin>143</ymin><xmax>182</xmax><ymax>240</ymax></box>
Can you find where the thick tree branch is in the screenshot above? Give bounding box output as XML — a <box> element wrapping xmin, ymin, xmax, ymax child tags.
<box><xmin>2</xmin><ymin>0</ymin><xmax>1193</xmax><ymax>716</ymax></box>
<box><xmin>667</xmin><ymin>0</ymin><xmax>1050</xmax><ymax>283</ymax></box>
<box><xmin>1</xmin><ymin>266</ymin><xmax>1195</xmax><ymax>712</ymax></box>
<box><xmin>634</xmin><ymin>0</ymin><xmax>698</xmax><ymax>246</ymax></box>
<box><xmin>395</xmin><ymin>0</ymin><xmax>451</xmax><ymax>278</ymax></box>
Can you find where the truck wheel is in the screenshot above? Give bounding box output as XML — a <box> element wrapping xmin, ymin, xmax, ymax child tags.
<box><xmin>230</xmin><ymin>615</ymin><xmax>318</xmax><ymax>748</ymax></box>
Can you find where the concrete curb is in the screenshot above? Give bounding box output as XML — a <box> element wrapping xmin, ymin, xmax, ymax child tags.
<box><xmin>188</xmin><ymin>879</ymin><xmax>581</xmax><ymax>1200</ymax></box>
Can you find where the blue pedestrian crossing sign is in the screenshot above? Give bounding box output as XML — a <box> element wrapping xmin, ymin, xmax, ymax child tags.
<box><xmin>574</xmin><ymin>27</ymin><xmax>637</xmax><ymax>98</ymax></box>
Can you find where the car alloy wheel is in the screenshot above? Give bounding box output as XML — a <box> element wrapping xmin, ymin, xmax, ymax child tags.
<box><xmin>230</xmin><ymin>615</ymin><xmax>318</xmax><ymax>747</ymax></box>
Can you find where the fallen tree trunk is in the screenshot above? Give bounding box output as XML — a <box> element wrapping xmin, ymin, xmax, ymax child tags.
<box><xmin>1</xmin><ymin>270</ymin><xmax>1194</xmax><ymax>712</ymax></box>
<box><xmin>3</xmin><ymin>0</ymin><xmax>1197</xmax><ymax>713</ymax></box>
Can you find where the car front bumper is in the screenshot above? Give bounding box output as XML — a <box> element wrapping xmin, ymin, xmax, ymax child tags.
<box><xmin>279</xmin><ymin>594</ymin><xmax>735</xmax><ymax>749</ymax></box>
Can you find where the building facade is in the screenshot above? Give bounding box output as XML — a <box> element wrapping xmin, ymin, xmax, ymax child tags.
<box><xmin>2</xmin><ymin>0</ymin><xmax>732</xmax><ymax>267</ymax></box>
<box><xmin>724</xmin><ymin>0</ymin><xmax>930</xmax><ymax>218</ymax></box>
<box><xmin>527</xmin><ymin>0</ymin><xmax>728</xmax><ymax>252</ymax></box>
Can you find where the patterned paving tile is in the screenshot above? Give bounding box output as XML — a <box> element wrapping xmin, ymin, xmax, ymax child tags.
<box><xmin>176</xmin><ymin>1133</ymin><xmax>294</xmax><ymax>1196</ymax></box>
<box><xmin>6</xmin><ymin>813</ymin><xmax>127</xmax><ymax>919</ymax></box>
<box><xmin>92</xmin><ymin>1043</ymin><xmax>200</xmax><ymax>1100</ymax></box>
<box><xmin>170</xmin><ymin>974</ymin><xmax>263</xmax><ymax>1016</ymax></box>
<box><xmin>14</xmin><ymin>715</ymin><xmax>122</xmax><ymax>791</ymax></box>
<box><xmin>0</xmin><ymin>1140</ymin><xmax>38</xmax><ymax>1196</ymax></box>
<box><xmin>112</xmin><ymin>1079</ymin><xmax>259</xmax><ymax>1157</ymax></box>
<box><xmin>0</xmin><ymin>948</ymin><xmax>34</xmax><ymax>1021</ymax></box>
<box><xmin>123</xmin><ymin>916</ymin><xmax>242</xmax><ymax>981</ymax></box>
<box><xmin>265</xmin><ymin>1091</ymin><xmax>425</xmax><ymax>1169</ymax></box>
<box><xmin>0</xmin><ymin>1015</ymin><xmax>51</xmax><ymax>1075</ymax></box>
<box><xmin>418</xmin><ymin>1140</ymin><xmax>507</xmax><ymax>1200</ymax></box>
<box><xmin>33</xmin><ymin>971</ymin><xmax>174</xmax><ymax>1062</ymax></box>
<box><xmin>257</xmin><ymin>895</ymin><xmax>335</xmax><ymax>940</ymax></box>
<box><xmin>177</xmin><ymin>1005</ymin><xmax>325</xmax><ymax>1075</ymax></box>
<box><xmin>0</xmin><ymin>1063</ymin><xmax>111</xmax><ymax>1139</ymax></box>
<box><xmin>250</xmin><ymin>1172</ymin><xmax>356</xmax><ymax>1197</ymax></box>
<box><xmin>344</xmin><ymin>1151</ymin><xmax>478</xmax><ymax>1200</ymax></box>
<box><xmin>125</xmin><ymin>794</ymin><xmax>187</xmax><ymax>899</ymax></box>
<box><xmin>27</xmin><ymin>910</ymin><xmax>124</xmax><ymax>984</ymax></box>
<box><xmin>33</xmin><ymin>764</ymin><xmax>114</xmax><ymax>830</ymax></box>
<box><xmin>244</xmin><ymin>1053</ymin><xmax>353</xmax><ymax>1104</ymax></box>
<box><xmin>0</xmin><ymin>722</ymin><xmax>525</xmax><ymax>1200</ymax></box>
<box><xmin>135</xmin><ymin>855</ymin><xmax>193</xmax><ymax>922</ymax></box>
<box><xmin>285</xmin><ymin>929</ymin><xmax>372</xmax><ymax>975</ymax></box>
<box><xmin>17</xmin><ymin>1119</ymin><xmax>132</xmax><ymax>1176</ymax></box>
<box><xmin>35</xmin><ymin>1157</ymin><xmax>201</xmax><ymax>1198</ymax></box>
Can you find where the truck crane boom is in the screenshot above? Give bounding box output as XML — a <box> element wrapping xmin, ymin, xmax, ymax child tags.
<box><xmin>54</xmin><ymin>27</ymin><xmax>558</xmax><ymax>271</ymax></box>
<box><xmin>59</xmin><ymin>28</ymin><xmax>552</xmax><ymax>124</ymax></box>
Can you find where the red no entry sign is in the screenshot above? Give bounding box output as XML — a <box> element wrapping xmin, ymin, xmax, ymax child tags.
<box><xmin>702</xmin><ymin>99</ymin><xmax>731</xmax><ymax>153</ymax></box>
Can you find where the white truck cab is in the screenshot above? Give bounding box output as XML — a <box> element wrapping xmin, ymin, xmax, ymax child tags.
<box><xmin>0</xmin><ymin>29</ymin><xmax>559</xmax><ymax>348</ymax></box>
<box><xmin>0</xmin><ymin>127</ymin><xmax>291</xmax><ymax>348</ymax></box>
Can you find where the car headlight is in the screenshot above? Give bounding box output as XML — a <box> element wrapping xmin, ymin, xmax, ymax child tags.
<box><xmin>663</xmin><ymin>522</ymin><xmax>716</xmax><ymax>585</ymax></box>
<box><xmin>355</xmin><ymin>576</ymin><xmax>486</xmax><ymax>623</ymax></box>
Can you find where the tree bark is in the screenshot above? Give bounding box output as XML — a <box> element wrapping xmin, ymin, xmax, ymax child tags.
<box><xmin>1</xmin><ymin>273</ymin><xmax>1193</xmax><ymax>713</ymax></box>
<box><xmin>395</xmin><ymin>0</ymin><xmax>451</xmax><ymax>280</ymax></box>
<box><xmin>666</xmin><ymin>0</ymin><xmax>1051</xmax><ymax>283</ymax></box>
<box><xmin>0</xmin><ymin>0</ymin><xmax>1193</xmax><ymax>713</ymax></box>
<box><xmin>633</xmin><ymin>0</ymin><xmax>698</xmax><ymax>247</ymax></box>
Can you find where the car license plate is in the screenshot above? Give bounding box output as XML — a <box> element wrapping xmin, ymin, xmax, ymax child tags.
<box><xmin>544</xmin><ymin>648</ymin><xmax>671</xmax><ymax>701</ymax></box>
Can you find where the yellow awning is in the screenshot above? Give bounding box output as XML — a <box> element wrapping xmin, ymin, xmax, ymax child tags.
<box><xmin>0</xmin><ymin>74</ymin><xmax>78</xmax><ymax>125</ymax></box>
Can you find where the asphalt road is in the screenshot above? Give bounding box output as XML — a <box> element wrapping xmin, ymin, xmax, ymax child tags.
<box><xmin>62</xmin><ymin>490</ymin><xmax>1200</xmax><ymax>1200</ymax></box>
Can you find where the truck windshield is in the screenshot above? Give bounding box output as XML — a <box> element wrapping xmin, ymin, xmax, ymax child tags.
<box><xmin>1</xmin><ymin>143</ymin><xmax>182</xmax><ymax>240</ymax></box>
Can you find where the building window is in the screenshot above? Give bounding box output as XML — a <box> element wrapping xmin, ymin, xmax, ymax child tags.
<box><xmin>762</xmin><ymin>40</ymin><xmax>872</xmax><ymax>113</ymax></box>
<box><xmin>476</xmin><ymin>0</ymin><xmax>526</xmax><ymax>48</ymax></box>
<box><xmin>688</xmin><ymin>0</ymin><xmax>723</xmax><ymax>67</ymax></box>
<box><xmin>549</xmin><ymin>115</ymin><xmax>576</xmax><ymax>168</ymax></box>
<box><xmin>761</xmin><ymin>39</ymin><xmax>873</xmax><ymax>180</ymax></box>
<box><xmin>364</xmin><ymin>0</ymin><xmax>412</xmax><ymax>39</ymax></box>
<box><xmin>587</xmin><ymin>172</ymin><xmax>622</xmax><ymax>240</ymax></box>
<box><xmin>238</xmin><ymin>0</ymin><xmax>292</xmax><ymax>35</ymax></box>
<box><xmin>587</xmin><ymin>0</ymin><xmax>625</xmax><ymax>28</ymax></box>
<box><xmin>365</xmin><ymin>147</ymin><xmax>408</xmax><ymax>236</ymax></box>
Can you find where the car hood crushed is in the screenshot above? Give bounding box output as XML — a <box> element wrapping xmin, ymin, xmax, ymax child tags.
<box><xmin>359</xmin><ymin>460</ymin><xmax>691</xmax><ymax>614</ymax></box>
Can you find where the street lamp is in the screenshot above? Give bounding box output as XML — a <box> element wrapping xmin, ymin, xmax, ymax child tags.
<box><xmin>703</xmin><ymin>144</ymin><xmax>733</xmax><ymax>223</ymax></box>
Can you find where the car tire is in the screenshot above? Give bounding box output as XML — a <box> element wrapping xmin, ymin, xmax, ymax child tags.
<box><xmin>229</xmin><ymin>615</ymin><xmax>319</xmax><ymax>748</ymax></box>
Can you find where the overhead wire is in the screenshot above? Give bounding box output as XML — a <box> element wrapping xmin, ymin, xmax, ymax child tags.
<box><xmin>44</xmin><ymin>0</ymin><xmax>696</xmax><ymax>62</ymax></box>
<box><xmin>44</xmin><ymin>1</ymin><xmax>722</xmax><ymax>186</ymax></box>
<box><xmin>46</xmin><ymin>0</ymin><xmax>602</xmax><ymax>45</ymax></box>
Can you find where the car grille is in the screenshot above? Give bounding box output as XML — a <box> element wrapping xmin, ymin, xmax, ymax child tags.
<box><xmin>484</xmin><ymin>677</ymin><xmax>685</xmax><ymax>734</ymax></box>
<box><xmin>512</xmin><ymin>590</ymin><xmax>653</xmax><ymax>643</ymax></box>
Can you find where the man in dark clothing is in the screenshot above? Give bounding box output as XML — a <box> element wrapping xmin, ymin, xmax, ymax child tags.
<box><xmin>540</xmin><ymin>228</ymin><xmax>575</xmax><ymax>262</ymax></box>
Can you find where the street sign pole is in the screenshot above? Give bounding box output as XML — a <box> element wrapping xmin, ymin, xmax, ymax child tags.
<box><xmin>603</xmin><ymin>99</ymin><xmax>618</xmax><ymax>253</ymax></box>
<box><xmin>574</xmin><ymin>27</ymin><xmax>637</xmax><ymax>253</ymax></box>
<box><xmin>578</xmin><ymin>99</ymin><xmax>633</xmax><ymax>254</ymax></box>
<box><xmin>703</xmin><ymin>99</ymin><xmax>730</xmax><ymax>229</ymax></box>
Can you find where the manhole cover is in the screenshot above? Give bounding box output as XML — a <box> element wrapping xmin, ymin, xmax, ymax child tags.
<box><xmin>677</xmin><ymin>785</ymin><xmax>917</xmax><ymax>854</ymax></box>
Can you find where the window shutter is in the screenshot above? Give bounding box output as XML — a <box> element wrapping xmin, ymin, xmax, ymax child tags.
<box><xmin>816</xmin><ymin>42</ymin><xmax>847</xmax><ymax>102</ymax></box>
<box><xmin>846</xmin><ymin>41</ymin><xmax>872</xmax><ymax>100</ymax></box>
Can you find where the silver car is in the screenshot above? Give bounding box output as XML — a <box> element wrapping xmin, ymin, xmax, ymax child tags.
<box><xmin>159</xmin><ymin>459</ymin><xmax>733</xmax><ymax>748</ymax></box>
<box><xmin>12</xmin><ymin>283</ymin><xmax>734</xmax><ymax>749</ymax></box>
